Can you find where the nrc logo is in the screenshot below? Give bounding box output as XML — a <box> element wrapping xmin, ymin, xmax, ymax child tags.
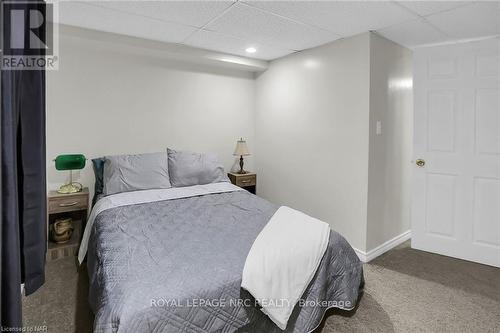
<box><xmin>2</xmin><ymin>1</ymin><xmax>53</xmax><ymax>56</ymax></box>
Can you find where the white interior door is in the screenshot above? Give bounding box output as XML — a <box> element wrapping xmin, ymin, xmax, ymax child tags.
<box><xmin>412</xmin><ymin>38</ymin><xmax>500</xmax><ymax>268</ymax></box>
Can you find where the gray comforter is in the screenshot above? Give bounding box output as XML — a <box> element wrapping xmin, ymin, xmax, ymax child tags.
<box><xmin>87</xmin><ymin>190</ymin><xmax>364</xmax><ymax>332</ymax></box>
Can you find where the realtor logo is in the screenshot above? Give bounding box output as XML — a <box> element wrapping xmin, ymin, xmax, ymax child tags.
<box><xmin>1</xmin><ymin>1</ymin><xmax>58</xmax><ymax>70</ymax></box>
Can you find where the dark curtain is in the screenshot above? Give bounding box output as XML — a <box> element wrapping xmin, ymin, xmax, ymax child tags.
<box><xmin>1</xmin><ymin>1</ymin><xmax>47</xmax><ymax>329</ymax></box>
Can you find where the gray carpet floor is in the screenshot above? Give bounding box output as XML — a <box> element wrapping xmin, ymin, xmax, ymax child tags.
<box><xmin>22</xmin><ymin>241</ymin><xmax>500</xmax><ymax>332</ymax></box>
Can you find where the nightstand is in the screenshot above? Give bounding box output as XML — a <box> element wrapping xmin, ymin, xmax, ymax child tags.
<box><xmin>228</xmin><ymin>172</ymin><xmax>256</xmax><ymax>194</ymax></box>
<box><xmin>47</xmin><ymin>188</ymin><xmax>89</xmax><ymax>261</ymax></box>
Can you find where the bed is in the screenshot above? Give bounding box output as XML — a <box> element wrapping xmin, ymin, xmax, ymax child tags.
<box><xmin>82</xmin><ymin>182</ymin><xmax>364</xmax><ymax>333</ymax></box>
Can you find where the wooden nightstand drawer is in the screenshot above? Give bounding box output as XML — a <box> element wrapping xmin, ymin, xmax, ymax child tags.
<box><xmin>228</xmin><ymin>172</ymin><xmax>257</xmax><ymax>194</ymax></box>
<box><xmin>235</xmin><ymin>175</ymin><xmax>256</xmax><ymax>187</ymax></box>
<box><xmin>48</xmin><ymin>193</ymin><xmax>88</xmax><ymax>214</ymax></box>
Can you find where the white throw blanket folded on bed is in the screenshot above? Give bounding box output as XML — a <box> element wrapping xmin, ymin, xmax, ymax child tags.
<box><xmin>241</xmin><ymin>206</ymin><xmax>331</xmax><ymax>330</ymax></box>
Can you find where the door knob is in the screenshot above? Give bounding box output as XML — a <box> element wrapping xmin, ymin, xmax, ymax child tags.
<box><xmin>416</xmin><ymin>159</ymin><xmax>426</xmax><ymax>167</ymax></box>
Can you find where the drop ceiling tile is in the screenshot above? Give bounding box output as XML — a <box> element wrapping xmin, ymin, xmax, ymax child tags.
<box><xmin>91</xmin><ymin>1</ymin><xmax>235</xmax><ymax>28</ymax></box>
<box><xmin>396</xmin><ymin>1</ymin><xmax>472</xmax><ymax>17</ymax></box>
<box><xmin>205</xmin><ymin>2</ymin><xmax>340</xmax><ymax>51</ymax></box>
<box><xmin>58</xmin><ymin>1</ymin><xmax>197</xmax><ymax>43</ymax></box>
<box><xmin>242</xmin><ymin>1</ymin><xmax>419</xmax><ymax>36</ymax></box>
<box><xmin>377</xmin><ymin>18</ymin><xmax>450</xmax><ymax>48</ymax></box>
<box><xmin>426</xmin><ymin>2</ymin><xmax>500</xmax><ymax>39</ymax></box>
<box><xmin>185</xmin><ymin>29</ymin><xmax>293</xmax><ymax>60</ymax></box>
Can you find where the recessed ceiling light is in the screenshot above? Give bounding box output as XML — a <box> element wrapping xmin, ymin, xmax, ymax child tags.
<box><xmin>245</xmin><ymin>47</ymin><xmax>257</xmax><ymax>54</ymax></box>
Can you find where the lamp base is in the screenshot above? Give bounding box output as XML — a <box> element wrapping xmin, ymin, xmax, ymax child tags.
<box><xmin>237</xmin><ymin>155</ymin><xmax>249</xmax><ymax>174</ymax></box>
<box><xmin>57</xmin><ymin>182</ymin><xmax>83</xmax><ymax>194</ymax></box>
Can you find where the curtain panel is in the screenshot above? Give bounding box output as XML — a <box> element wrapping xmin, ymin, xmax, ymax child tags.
<box><xmin>1</xmin><ymin>0</ymin><xmax>47</xmax><ymax>328</ymax></box>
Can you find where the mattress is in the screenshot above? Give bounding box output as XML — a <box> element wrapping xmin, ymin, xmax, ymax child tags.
<box><xmin>86</xmin><ymin>185</ymin><xmax>364</xmax><ymax>332</ymax></box>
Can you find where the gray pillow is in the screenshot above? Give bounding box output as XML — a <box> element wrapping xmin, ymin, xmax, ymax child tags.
<box><xmin>103</xmin><ymin>152</ymin><xmax>171</xmax><ymax>196</ymax></box>
<box><xmin>91</xmin><ymin>157</ymin><xmax>105</xmax><ymax>206</ymax></box>
<box><xmin>167</xmin><ymin>148</ymin><xmax>229</xmax><ymax>187</ymax></box>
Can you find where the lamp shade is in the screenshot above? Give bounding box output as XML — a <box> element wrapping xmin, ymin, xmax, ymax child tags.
<box><xmin>233</xmin><ymin>138</ymin><xmax>250</xmax><ymax>156</ymax></box>
<box><xmin>55</xmin><ymin>154</ymin><xmax>86</xmax><ymax>171</ymax></box>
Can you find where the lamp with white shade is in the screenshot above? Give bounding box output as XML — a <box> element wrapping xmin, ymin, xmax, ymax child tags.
<box><xmin>233</xmin><ymin>138</ymin><xmax>250</xmax><ymax>174</ymax></box>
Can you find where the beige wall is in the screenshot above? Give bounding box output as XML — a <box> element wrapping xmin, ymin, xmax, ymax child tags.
<box><xmin>255</xmin><ymin>33</ymin><xmax>371</xmax><ymax>251</ymax></box>
<box><xmin>366</xmin><ymin>33</ymin><xmax>413</xmax><ymax>251</ymax></box>
<box><xmin>47</xmin><ymin>31</ymin><xmax>256</xmax><ymax>197</ymax></box>
<box><xmin>255</xmin><ymin>33</ymin><xmax>412</xmax><ymax>253</ymax></box>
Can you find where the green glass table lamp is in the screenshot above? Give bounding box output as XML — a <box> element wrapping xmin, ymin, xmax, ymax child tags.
<box><xmin>54</xmin><ymin>154</ymin><xmax>86</xmax><ymax>194</ymax></box>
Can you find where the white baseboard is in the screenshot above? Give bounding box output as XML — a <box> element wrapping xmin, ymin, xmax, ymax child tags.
<box><xmin>353</xmin><ymin>230</ymin><xmax>411</xmax><ymax>263</ymax></box>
